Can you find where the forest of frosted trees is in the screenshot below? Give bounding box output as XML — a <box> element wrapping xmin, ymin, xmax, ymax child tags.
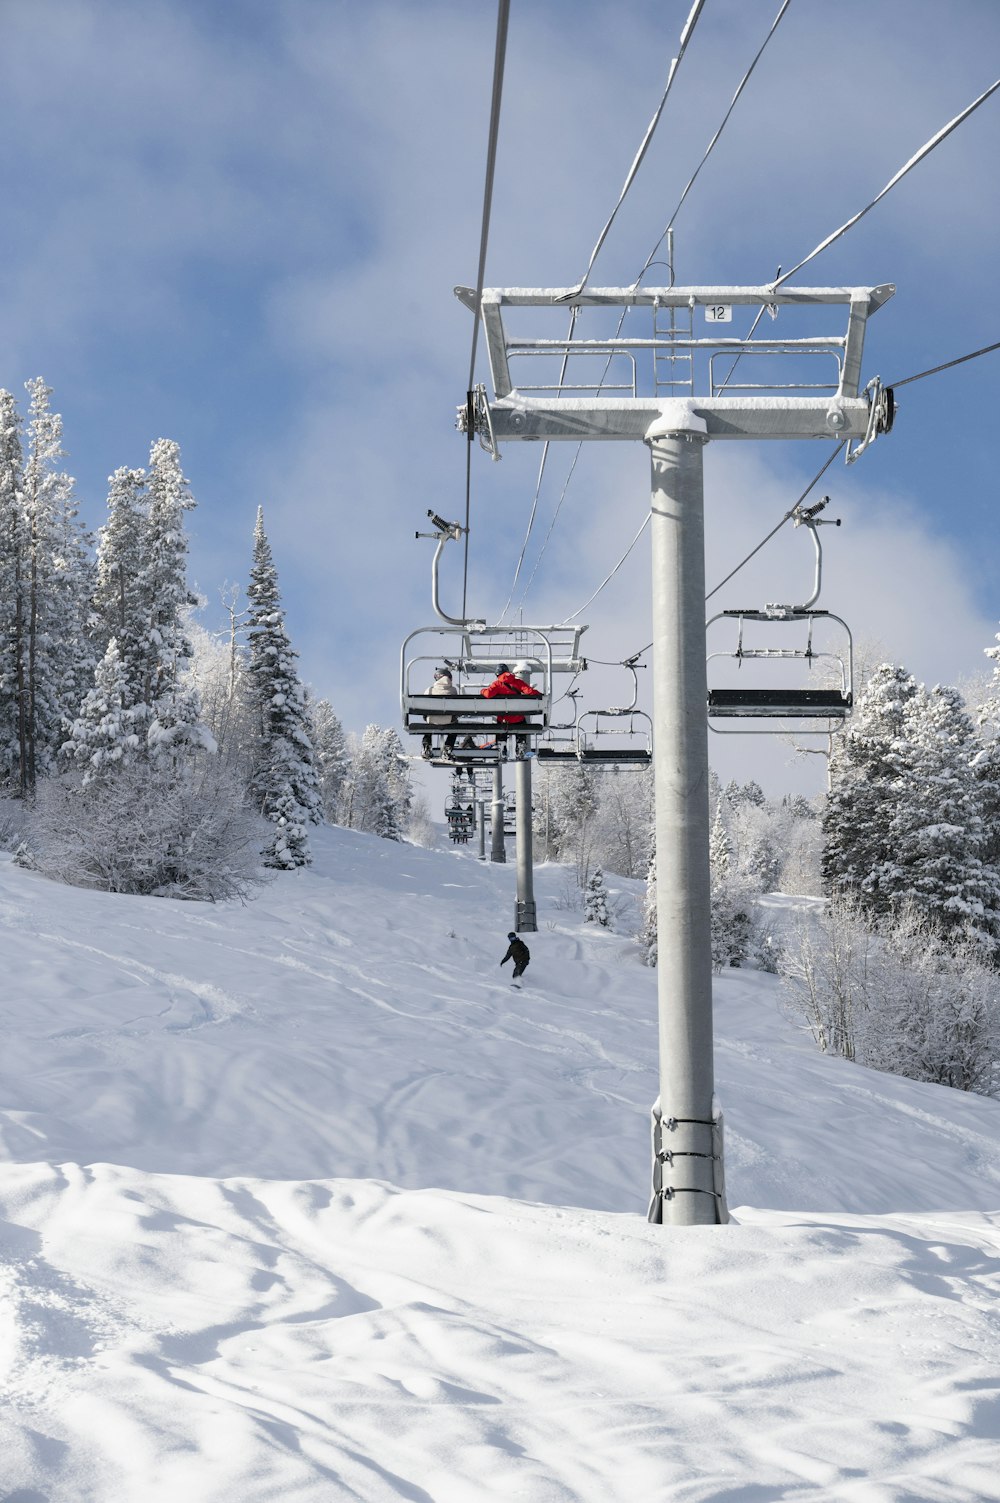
<box><xmin>0</xmin><ymin>382</ymin><xmax>412</xmax><ymax>891</ymax></box>
<box><xmin>2</xmin><ymin>380</ymin><xmax>998</xmax><ymax>1097</ymax></box>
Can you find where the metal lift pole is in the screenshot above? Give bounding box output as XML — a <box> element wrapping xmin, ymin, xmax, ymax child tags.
<box><xmin>514</xmin><ymin>754</ymin><xmax>537</xmax><ymax>931</ymax></box>
<box><xmin>455</xmin><ymin>280</ymin><xmax>894</xmax><ymax>1228</ymax></box>
<box><xmin>646</xmin><ymin>413</ymin><xmax>718</xmax><ymax>1225</ymax></box>
<box><xmin>477</xmin><ymin>797</ymin><xmax>487</xmax><ymax>861</ymax></box>
<box><xmin>491</xmin><ymin>765</ymin><xmax>506</xmax><ymax>863</ymax></box>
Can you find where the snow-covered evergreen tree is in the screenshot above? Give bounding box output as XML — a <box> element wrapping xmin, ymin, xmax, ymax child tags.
<box><xmin>541</xmin><ymin>760</ymin><xmax>602</xmax><ymax>882</ymax></box>
<box><xmin>309</xmin><ymin>696</ymin><xmax>349</xmax><ymax>823</ymax></box>
<box><xmin>584</xmin><ymin>866</ymin><xmax>611</xmax><ymax>927</ymax></box>
<box><xmin>709</xmin><ymin>798</ymin><xmax>731</xmax><ymax>879</ymax></box>
<box><xmin>4</xmin><ymin>380</ymin><xmax>95</xmax><ymax>792</ymax></box>
<box><xmin>0</xmin><ymin>390</ymin><xmax>25</xmax><ymax>788</ymax></box>
<box><xmin>63</xmin><ymin>638</ymin><xmax>144</xmax><ymax>783</ymax></box>
<box><xmin>138</xmin><ymin>439</ymin><xmax>213</xmax><ymax>768</ymax></box>
<box><xmin>822</xmin><ymin>664</ymin><xmax>918</xmax><ymax>899</ymax></box>
<box><xmin>973</xmin><ymin>623</ymin><xmax>1000</xmax><ymax>872</ymax></box>
<box><xmin>338</xmin><ymin>725</ymin><xmax>412</xmax><ymax>841</ymax></box>
<box><xmin>869</xmin><ymin>684</ymin><xmax>1000</xmax><ymax>948</ymax></box>
<box><xmin>92</xmin><ymin>466</ymin><xmax>146</xmax><ymax>669</ymax></box>
<box><xmin>245</xmin><ymin>507</ymin><xmax>320</xmax><ymax>866</ymax></box>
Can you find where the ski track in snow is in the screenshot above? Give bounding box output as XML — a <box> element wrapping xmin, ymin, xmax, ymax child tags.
<box><xmin>1</xmin><ymin>832</ymin><xmax>1000</xmax><ymax>1501</ymax></box>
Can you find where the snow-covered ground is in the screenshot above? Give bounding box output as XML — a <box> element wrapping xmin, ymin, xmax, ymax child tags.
<box><xmin>1</xmin><ymin>826</ymin><xmax>999</xmax><ymax>1501</ymax></box>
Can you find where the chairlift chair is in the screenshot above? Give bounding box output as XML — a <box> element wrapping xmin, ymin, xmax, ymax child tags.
<box><xmin>705</xmin><ymin>498</ymin><xmax>853</xmax><ymax>735</ymax></box>
<box><xmin>535</xmin><ymin>659</ymin><xmax>653</xmax><ymax>765</ymax></box>
<box><xmin>706</xmin><ymin>607</ymin><xmax>853</xmax><ymax>732</ymax></box>
<box><xmin>401</xmin><ymin>624</ymin><xmax>583</xmax><ymax>759</ymax></box>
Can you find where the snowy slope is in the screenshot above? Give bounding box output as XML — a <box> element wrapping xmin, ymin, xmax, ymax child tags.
<box><xmin>1</xmin><ymin>827</ymin><xmax>999</xmax><ymax>1502</ymax></box>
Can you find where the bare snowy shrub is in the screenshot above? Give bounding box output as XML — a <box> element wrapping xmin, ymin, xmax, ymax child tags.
<box><xmin>856</xmin><ymin>906</ymin><xmax>999</xmax><ymax>1095</ymax></box>
<box><xmin>19</xmin><ymin>764</ymin><xmax>266</xmax><ymax>902</ymax></box>
<box><xmin>553</xmin><ymin>873</ymin><xmax>584</xmax><ymax>912</ymax></box>
<box><xmin>779</xmin><ymin>895</ymin><xmax>872</xmax><ymax>1060</ymax></box>
<box><xmin>780</xmin><ymin>895</ymin><xmax>1000</xmax><ymax>1094</ymax></box>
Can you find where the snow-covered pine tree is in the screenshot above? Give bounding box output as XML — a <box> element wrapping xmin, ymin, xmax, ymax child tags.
<box><xmin>709</xmin><ymin>794</ymin><xmax>756</xmax><ymax>971</ymax></box>
<box><xmin>822</xmin><ymin>663</ymin><xmax>918</xmax><ymax>901</ymax></box>
<box><xmin>377</xmin><ymin>726</ymin><xmax>412</xmax><ymax>840</ymax></box>
<box><xmin>584</xmin><ymin>865</ymin><xmax>611</xmax><ymax>927</ymax></box>
<box><xmin>869</xmin><ymin>683</ymin><xmax>1000</xmax><ymax>949</ymax></box>
<box><xmin>245</xmin><ymin>506</ymin><xmax>321</xmax><ymax>867</ymax></box>
<box><xmin>63</xmin><ymin>638</ymin><xmax>144</xmax><ymax>783</ymax></box>
<box><xmin>0</xmin><ymin>390</ymin><xmax>25</xmax><ymax>788</ymax></box>
<box><xmin>972</xmin><ymin>623</ymin><xmax>1000</xmax><ymax>872</ymax></box>
<box><xmin>709</xmin><ymin>798</ymin><xmax>731</xmax><ymax>878</ymax></box>
<box><xmin>337</xmin><ymin>725</ymin><xmax>412</xmax><ymax>840</ymax></box>
<box><xmin>11</xmin><ymin>380</ymin><xmax>95</xmax><ymax>792</ymax></box>
<box><xmin>309</xmin><ymin>696</ymin><xmax>349</xmax><ymax>823</ymax></box>
<box><xmin>139</xmin><ymin>439</ymin><xmax>213</xmax><ymax>768</ymax></box>
<box><xmin>92</xmin><ymin>467</ymin><xmax>146</xmax><ymax>667</ymax></box>
<box><xmin>543</xmin><ymin>759</ymin><xmax>601</xmax><ymax>883</ymax></box>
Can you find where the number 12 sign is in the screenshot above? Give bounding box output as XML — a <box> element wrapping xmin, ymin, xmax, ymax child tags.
<box><xmin>705</xmin><ymin>305</ymin><xmax>732</xmax><ymax>323</ymax></box>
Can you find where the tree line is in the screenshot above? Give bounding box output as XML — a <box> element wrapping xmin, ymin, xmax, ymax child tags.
<box><xmin>0</xmin><ymin>381</ymin><xmax>414</xmax><ymax>893</ymax></box>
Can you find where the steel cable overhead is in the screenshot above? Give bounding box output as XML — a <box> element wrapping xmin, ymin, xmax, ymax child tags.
<box><xmin>560</xmin><ymin>0</ymin><xmax>707</xmax><ymax>302</ymax></box>
<box><xmin>632</xmin><ymin>0</ymin><xmax>792</xmax><ymax>288</ymax></box>
<box><xmin>553</xmin><ymin>71</ymin><xmax>1000</xmax><ymax>630</ymax></box>
<box><xmin>461</xmin><ymin>0</ymin><xmax>510</xmax><ymax>624</ymax></box>
<box><xmin>616</xmin><ymin>323</ymin><xmax>1000</xmax><ymax>667</ymax></box>
<box><xmin>774</xmin><ymin>77</ymin><xmax>1000</xmax><ymax>289</ymax></box>
<box><xmin>621</xmin><ymin>441</ymin><xmax>846</xmax><ymax>663</ymax></box>
<box><xmin>889</xmin><ymin>338</ymin><xmax>1000</xmax><ymax>389</ymax></box>
<box><xmin>505</xmin><ymin>0</ymin><xmax>790</xmax><ymax>621</ymax></box>
<box><xmin>498</xmin><ymin>2</ymin><xmax>708</xmax><ymax>620</ymax></box>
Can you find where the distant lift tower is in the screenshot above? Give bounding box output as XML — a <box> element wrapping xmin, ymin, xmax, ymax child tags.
<box><xmin>457</xmin><ymin>281</ymin><xmax>895</xmax><ymax>1226</ymax></box>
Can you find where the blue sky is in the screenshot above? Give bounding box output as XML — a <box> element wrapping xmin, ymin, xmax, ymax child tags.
<box><xmin>2</xmin><ymin>0</ymin><xmax>998</xmax><ymax>795</ymax></box>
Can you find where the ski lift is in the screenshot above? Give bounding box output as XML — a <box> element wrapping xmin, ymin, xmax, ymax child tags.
<box><xmin>706</xmin><ymin>497</ymin><xmax>853</xmax><ymax>734</ymax></box>
<box><xmin>536</xmin><ymin>659</ymin><xmax>653</xmax><ymax>765</ymax></box>
<box><xmin>403</xmin><ymin>510</ymin><xmax>589</xmax><ymax>760</ymax></box>
<box><xmin>444</xmin><ymin>786</ymin><xmax>477</xmax><ymax>843</ymax></box>
<box><xmin>401</xmin><ymin>624</ymin><xmax>590</xmax><ymax>757</ymax></box>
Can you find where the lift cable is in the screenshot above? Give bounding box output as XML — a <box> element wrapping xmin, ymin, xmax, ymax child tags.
<box><xmin>619</xmin><ymin>440</ymin><xmax>846</xmax><ymax>662</ymax></box>
<box><xmin>612</xmin><ymin>334</ymin><xmax>1000</xmax><ymax>660</ymax></box>
<box><xmin>543</xmin><ymin>73</ymin><xmax>1000</xmax><ymax>630</ymax></box>
<box><xmin>561</xmin><ymin>511</ymin><xmax>652</xmax><ymax>625</ymax></box>
<box><xmin>559</xmin><ymin>0</ymin><xmax>707</xmax><ymax>302</ymax></box>
<box><xmin>499</xmin><ymin>1</ymin><xmax>707</xmax><ymax>619</ymax></box>
<box><xmin>462</xmin><ymin>0</ymin><xmax>511</xmax><ymax>624</ymax></box>
<box><xmin>704</xmin><ymin>440</ymin><xmax>845</xmax><ymax>604</ymax></box>
<box><xmin>889</xmin><ymin>338</ymin><xmax>1000</xmax><ymax>389</ymax></box>
<box><xmin>504</xmin><ymin>2</ymin><xmax>788</xmax><ymax>619</ymax></box>
<box><xmin>509</xmin><ymin>440</ymin><xmax>585</xmax><ymax>619</ymax></box>
<box><xmin>632</xmin><ymin>0</ymin><xmax>792</xmax><ymax>289</ymax></box>
<box><xmin>773</xmin><ymin>77</ymin><xmax>1000</xmax><ymax>290</ymax></box>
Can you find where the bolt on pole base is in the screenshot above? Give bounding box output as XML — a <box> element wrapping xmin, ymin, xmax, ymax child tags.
<box><xmin>515</xmin><ymin>899</ymin><xmax>537</xmax><ymax>932</ymax></box>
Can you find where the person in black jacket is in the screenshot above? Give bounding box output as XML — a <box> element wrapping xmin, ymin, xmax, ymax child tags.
<box><xmin>500</xmin><ymin>931</ymin><xmax>530</xmax><ymax>980</ymax></box>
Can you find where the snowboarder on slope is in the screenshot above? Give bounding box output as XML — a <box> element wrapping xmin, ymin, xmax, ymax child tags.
<box><xmin>500</xmin><ymin>931</ymin><xmax>530</xmax><ymax>982</ymax></box>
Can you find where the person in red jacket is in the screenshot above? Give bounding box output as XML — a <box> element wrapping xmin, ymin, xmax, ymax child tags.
<box><xmin>480</xmin><ymin>663</ymin><xmax>541</xmax><ymax>725</ymax></box>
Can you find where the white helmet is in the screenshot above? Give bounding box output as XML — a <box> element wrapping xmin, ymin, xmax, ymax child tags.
<box><xmin>513</xmin><ymin>661</ymin><xmax>532</xmax><ymax>678</ymax></box>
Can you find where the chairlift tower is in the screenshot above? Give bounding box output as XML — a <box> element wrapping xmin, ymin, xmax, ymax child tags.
<box><xmin>457</xmin><ymin>281</ymin><xmax>895</xmax><ymax>1226</ymax></box>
